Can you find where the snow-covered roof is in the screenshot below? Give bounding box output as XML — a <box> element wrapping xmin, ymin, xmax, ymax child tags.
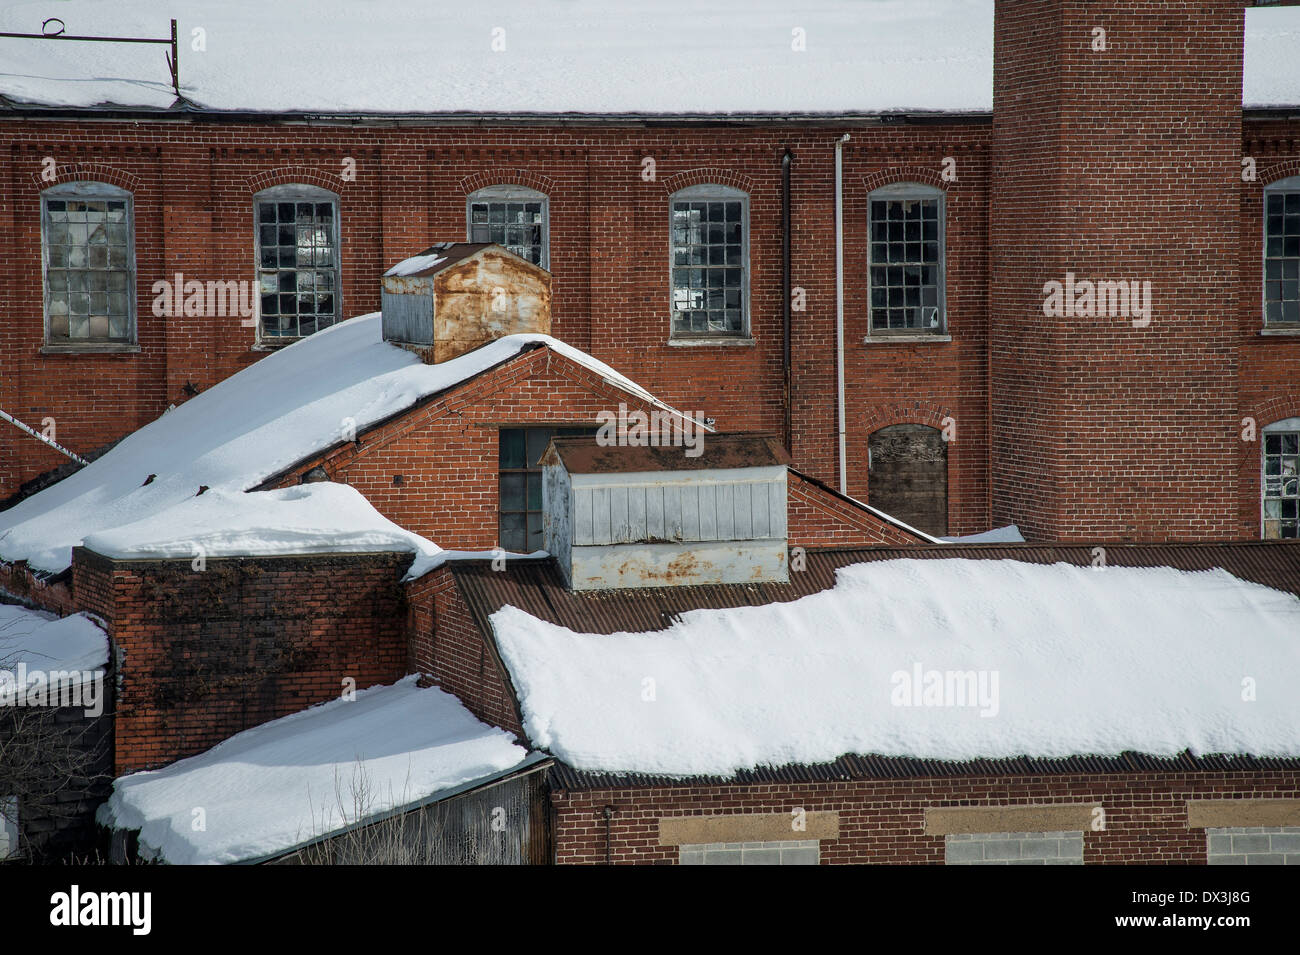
<box><xmin>0</xmin><ymin>603</ymin><xmax>108</xmax><ymax>683</ymax></box>
<box><xmin>0</xmin><ymin>312</ymin><xmax>678</xmax><ymax>575</ymax></box>
<box><xmin>97</xmin><ymin>676</ymin><xmax>531</xmax><ymax>864</ymax></box>
<box><xmin>0</xmin><ymin>2</ymin><xmax>1295</xmax><ymax>114</ymax></box>
<box><xmin>81</xmin><ymin>483</ymin><xmax>440</xmax><ymax>563</ymax></box>
<box><xmin>489</xmin><ymin>558</ymin><xmax>1300</xmax><ymax>777</ymax></box>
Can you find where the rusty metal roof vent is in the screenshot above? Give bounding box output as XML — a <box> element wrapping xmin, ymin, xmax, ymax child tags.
<box><xmin>381</xmin><ymin>243</ymin><xmax>552</xmax><ymax>363</ymax></box>
<box><xmin>540</xmin><ymin>434</ymin><xmax>791</xmax><ymax>591</ymax></box>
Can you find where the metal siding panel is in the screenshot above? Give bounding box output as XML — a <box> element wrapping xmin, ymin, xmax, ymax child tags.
<box><xmin>664</xmin><ymin>484</ymin><xmax>683</xmax><ymax>540</ymax></box>
<box><xmin>714</xmin><ymin>482</ymin><xmax>733</xmax><ymax>540</ymax></box>
<box><xmin>573</xmin><ymin>486</ymin><xmax>594</xmax><ymax>546</ymax></box>
<box><xmin>772</xmin><ymin>479</ymin><xmax>788</xmax><ymax>538</ymax></box>
<box><xmin>734</xmin><ymin>481</ymin><xmax>753</xmax><ymax>539</ymax></box>
<box><xmin>752</xmin><ymin>481</ymin><xmax>769</xmax><ymax>538</ymax></box>
<box><xmin>697</xmin><ymin>482</ymin><xmax>716</xmax><ymax>541</ymax></box>
<box><xmin>681</xmin><ymin>483</ymin><xmax>701</xmax><ymax>541</ymax></box>
<box><xmin>628</xmin><ymin>485</ymin><xmax>648</xmax><ymax>543</ymax></box>
<box><xmin>610</xmin><ymin>485</ymin><xmax>630</xmax><ymax>542</ymax></box>
<box><xmin>646</xmin><ymin>484</ymin><xmax>665</xmax><ymax>541</ymax></box>
<box><xmin>591</xmin><ymin>486</ymin><xmax>611</xmax><ymax>544</ymax></box>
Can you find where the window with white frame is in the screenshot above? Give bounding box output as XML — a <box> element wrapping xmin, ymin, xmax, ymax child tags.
<box><xmin>1265</xmin><ymin>176</ymin><xmax>1300</xmax><ymax>327</ymax></box>
<box><xmin>467</xmin><ymin>185</ymin><xmax>548</xmax><ymax>267</ymax></box>
<box><xmin>42</xmin><ymin>181</ymin><xmax>136</xmax><ymax>346</ymax></box>
<box><xmin>868</xmin><ymin>182</ymin><xmax>946</xmax><ymax>334</ymax></box>
<box><xmin>254</xmin><ymin>184</ymin><xmax>340</xmax><ymax>341</ymax></box>
<box><xmin>669</xmin><ymin>184</ymin><xmax>748</xmax><ymax>338</ymax></box>
<box><xmin>1263</xmin><ymin>418</ymin><xmax>1300</xmax><ymax>539</ymax></box>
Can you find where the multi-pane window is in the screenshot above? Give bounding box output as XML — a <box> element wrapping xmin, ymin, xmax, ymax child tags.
<box><xmin>868</xmin><ymin>183</ymin><xmax>945</xmax><ymax>334</ymax></box>
<box><xmin>467</xmin><ymin>185</ymin><xmax>548</xmax><ymax>267</ymax></box>
<box><xmin>499</xmin><ymin>426</ymin><xmax>596</xmax><ymax>552</ymax></box>
<box><xmin>255</xmin><ymin>185</ymin><xmax>340</xmax><ymax>340</ymax></box>
<box><xmin>1263</xmin><ymin>425</ymin><xmax>1299</xmax><ymax>539</ymax></box>
<box><xmin>42</xmin><ymin>182</ymin><xmax>135</xmax><ymax>344</ymax></box>
<box><xmin>670</xmin><ymin>184</ymin><xmax>748</xmax><ymax>337</ymax></box>
<box><xmin>1264</xmin><ymin>177</ymin><xmax>1300</xmax><ymax>326</ymax></box>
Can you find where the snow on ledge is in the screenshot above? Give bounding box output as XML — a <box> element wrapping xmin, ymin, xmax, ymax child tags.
<box><xmin>490</xmin><ymin>558</ymin><xmax>1300</xmax><ymax>777</ymax></box>
<box><xmin>97</xmin><ymin>676</ymin><xmax>529</xmax><ymax>865</ymax></box>
<box><xmin>941</xmin><ymin>525</ymin><xmax>1025</xmax><ymax>544</ymax></box>
<box><xmin>384</xmin><ymin>253</ymin><xmax>446</xmax><ymax>277</ymax></box>
<box><xmin>82</xmin><ymin>483</ymin><xmax>440</xmax><ymax>563</ymax></box>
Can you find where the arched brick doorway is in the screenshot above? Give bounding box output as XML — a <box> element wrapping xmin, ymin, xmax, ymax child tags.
<box><xmin>867</xmin><ymin>424</ymin><xmax>948</xmax><ymax>536</ymax></box>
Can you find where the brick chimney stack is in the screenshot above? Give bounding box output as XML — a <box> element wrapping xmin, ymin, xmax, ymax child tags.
<box><xmin>989</xmin><ymin>0</ymin><xmax>1246</xmax><ymax>541</ymax></box>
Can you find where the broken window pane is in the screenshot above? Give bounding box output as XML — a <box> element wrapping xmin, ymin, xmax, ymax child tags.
<box><xmin>255</xmin><ymin>190</ymin><xmax>340</xmax><ymax>339</ymax></box>
<box><xmin>43</xmin><ymin>186</ymin><xmax>134</xmax><ymax>343</ymax></box>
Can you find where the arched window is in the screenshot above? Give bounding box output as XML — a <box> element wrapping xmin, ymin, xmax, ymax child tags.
<box><xmin>868</xmin><ymin>423</ymin><xmax>948</xmax><ymax>536</ymax></box>
<box><xmin>254</xmin><ymin>184</ymin><xmax>340</xmax><ymax>341</ymax></box>
<box><xmin>42</xmin><ymin>181</ymin><xmax>136</xmax><ymax>348</ymax></box>
<box><xmin>1264</xmin><ymin>175</ymin><xmax>1300</xmax><ymax>327</ymax></box>
<box><xmin>1263</xmin><ymin>417</ymin><xmax>1300</xmax><ymax>538</ymax></box>
<box><xmin>669</xmin><ymin>183</ymin><xmax>749</xmax><ymax>339</ymax></box>
<box><xmin>466</xmin><ymin>185</ymin><xmax>548</xmax><ymax>267</ymax></box>
<box><xmin>867</xmin><ymin>182</ymin><xmax>946</xmax><ymax>336</ymax></box>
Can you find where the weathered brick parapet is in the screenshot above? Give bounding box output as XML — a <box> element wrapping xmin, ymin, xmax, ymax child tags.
<box><xmin>72</xmin><ymin>547</ymin><xmax>411</xmax><ymax>775</ymax></box>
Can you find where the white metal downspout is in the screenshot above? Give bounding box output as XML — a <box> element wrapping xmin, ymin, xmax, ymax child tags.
<box><xmin>834</xmin><ymin>133</ymin><xmax>850</xmax><ymax>493</ymax></box>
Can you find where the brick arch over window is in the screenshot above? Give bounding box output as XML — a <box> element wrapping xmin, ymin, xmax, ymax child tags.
<box><xmin>31</xmin><ymin>163</ymin><xmax>141</xmax><ymax>194</ymax></box>
<box><xmin>660</xmin><ymin>168</ymin><xmax>755</xmax><ymax>197</ymax></box>
<box><xmin>1259</xmin><ymin>159</ymin><xmax>1300</xmax><ymax>186</ymax></box>
<box><xmin>861</xmin><ymin>166</ymin><xmax>948</xmax><ymax>193</ymax></box>
<box><xmin>458</xmin><ymin>169</ymin><xmax>555</xmax><ymax>196</ymax></box>
<box><xmin>861</xmin><ymin>402</ymin><xmax>955</xmax><ymax>433</ymax></box>
<box><xmin>245</xmin><ymin>165</ymin><xmax>344</xmax><ymax>196</ymax></box>
<box><xmin>1238</xmin><ymin>396</ymin><xmax>1300</xmax><ymax>536</ymax></box>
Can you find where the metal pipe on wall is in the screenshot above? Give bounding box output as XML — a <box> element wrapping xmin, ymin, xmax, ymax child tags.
<box><xmin>834</xmin><ymin>133</ymin><xmax>850</xmax><ymax>493</ymax></box>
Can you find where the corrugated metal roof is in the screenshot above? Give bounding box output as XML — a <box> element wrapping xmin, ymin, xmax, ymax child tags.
<box><xmin>546</xmin><ymin>751</ymin><xmax>1300</xmax><ymax>791</ymax></box>
<box><xmin>449</xmin><ymin>540</ymin><xmax>1300</xmax><ymax>788</ymax></box>
<box><xmin>546</xmin><ymin>433</ymin><xmax>790</xmax><ymax>474</ymax></box>
<box><xmin>450</xmin><ymin>539</ymin><xmax>1300</xmax><ymax>638</ymax></box>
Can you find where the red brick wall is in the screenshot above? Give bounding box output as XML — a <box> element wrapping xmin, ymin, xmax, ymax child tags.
<box><xmin>990</xmin><ymin>0</ymin><xmax>1246</xmax><ymax>541</ymax></box>
<box><xmin>551</xmin><ymin>771</ymin><xmax>1300</xmax><ymax>864</ymax></box>
<box><xmin>787</xmin><ymin>471</ymin><xmax>928</xmax><ymax>547</ymax></box>
<box><xmin>71</xmin><ymin>547</ymin><xmax>410</xmax><ymax>775</ymax></box>
<box><xmin>263</xmin><ymin>346</ymin><xmax>926</xmax><ymax>551</ymax></box>
<box><xmin>1</xmin><ymin>55</ymin><xmax>1295</xmax><ymax>541</ymax></box>
<box><xmin>0</xmin><ymin>120</ymin><xmax>992</xmax><ymax>538</ymax></box>
<box><xmin>405</xmin><ymin>565</ymin><xmax>524</xmax><ymax>738</ymax></box>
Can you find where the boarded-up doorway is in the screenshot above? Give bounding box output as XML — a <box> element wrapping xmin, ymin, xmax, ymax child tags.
<box><xmin>867</xmin><ymin>424</ymin><xmax>948</xmax><ymax>536</ymax></box>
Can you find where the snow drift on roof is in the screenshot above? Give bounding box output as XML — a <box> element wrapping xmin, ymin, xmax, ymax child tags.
<box><xmin>81</xmin><ymin>483</ymin><xmax>440</xmax><ymax>562</ymax></box>
<box><xmin>0</xmin><ymin>3</ymin><xmax>1295</xmax><ymax>113</ymax></box>
<box><xmin>0</xmin><ymin>312</ymin><xmax>670</xmax><ymax>574</ymax></box>
<box><xmin>490</xmin><ymin>558</ymin><xmax>1300</xmax><ymax>777</ymax></box>
<box><xmin>97</xmin><ymin>676</ymin><xmax>529</xmax><ymax>865</ymax></box>
<box><xmin>0</xmin><ymin>604</ymin><xmax>107</xmax><ymax>684</ymax></box>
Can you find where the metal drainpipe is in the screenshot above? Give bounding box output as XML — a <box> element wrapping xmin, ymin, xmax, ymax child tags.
<box><xmin>603</xmin><ymin>805</ymin><xmax>615</xmax><ymax>865</ymax></box>
<box><xmin>781</xmin><ymin>147</ymin><xmax>794</xmax><ymax>453</ymax></box>
<box><xmin>834</xmin><ymin>133</ymin><xmax>850</xmax><ymax>493</ymax></box>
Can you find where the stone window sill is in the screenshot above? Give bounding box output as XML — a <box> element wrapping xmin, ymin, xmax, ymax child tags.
<box><xmin>862</xmin><ymin>334</ymin><xmax>952</xmax><ymax>345</ymax></box>
<box><xmin>40</xmin><ymin>342</ymin><xmax>141</xmax><ymax>355</ymax></box>
<box><xmin>1260</xmin><ymin>326</ymin><xmax>1300</xmax><ymax>337</ymax></box>
<box><xmin>667</xmin><ymin>337</ymin><xmax>757</xmax><ymax>348</ymax></box>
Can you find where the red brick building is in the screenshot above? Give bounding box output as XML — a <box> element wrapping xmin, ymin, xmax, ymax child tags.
<box><xmin>2</xmin><ymin>0</ymin><xmax>1297</xmax><ymax>543</ymax></box>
